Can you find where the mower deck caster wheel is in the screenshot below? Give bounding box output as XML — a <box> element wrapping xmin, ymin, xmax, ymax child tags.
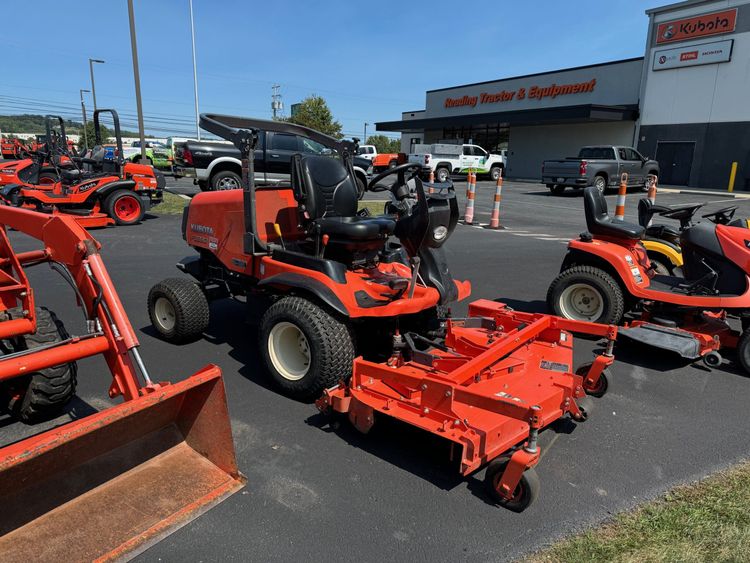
<box><xmin>703</xmin><ymin>351</ymin><xmax>722</xmax><ymax>368</ymax></box>
<box><xmin>574</xmin><ymin>395</ymin><xmax>595</xmax><ymax>421</ymax></box>
<box><xmin>575</xmin><ymin>362</ymin><xmax>609</xmax><ymax>398</ymax></box>
<box><xmin>484</xmin><ymin>456</ymin><xmax>540</xmax><ymax>512</ymax></box>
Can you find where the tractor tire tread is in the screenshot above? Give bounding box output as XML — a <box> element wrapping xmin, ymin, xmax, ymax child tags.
<box><xmin>260</xmin><ymin>296</ymin><xmax>355</xmax><ymax>400</ymax></box>
<box><xmin>8</xmin><ymin>307</ymin><xmax>77</xmax><ymax>422</ymax></box>
<box><xmin>148</xmin><ymin>278</ymin><xmax>210</xmax><ymax>343</ymax></box>
<box><xmin>547</xmin><ymin>265</ymin><xmax>625</xmax><ymax>324</ymax></box>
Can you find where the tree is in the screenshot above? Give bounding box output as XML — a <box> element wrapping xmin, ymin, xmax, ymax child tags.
<box><xmin>283</xmin><ymin>95</ymin><xmax>342</xmax><ymax>139</ymax></box>
<box><xmin>78</xmin><ymin>121</ymin><xmax>112</xmax><ymax>149</ymax></box>
<box><xmin>365</xmin><ymin>134</ymin><xmax>401</xmax><ymax>154</ymax></box>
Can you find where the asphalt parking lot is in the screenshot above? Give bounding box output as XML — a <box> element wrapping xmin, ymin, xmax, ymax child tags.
<box><xmin>4</xmin><ymin>178</ymin><xmax>750</xmax><ymax>561</ymax></box>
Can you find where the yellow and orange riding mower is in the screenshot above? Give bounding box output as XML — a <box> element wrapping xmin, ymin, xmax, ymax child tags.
<box><xmin>0</xmin><ymin>205</ymin><xmax>242</xmax><ymax>560</ymax></box>
<box><xmin>148</xmin><ymin>114</ymin><xmax>617</xmax><ymax>512</ymax></box>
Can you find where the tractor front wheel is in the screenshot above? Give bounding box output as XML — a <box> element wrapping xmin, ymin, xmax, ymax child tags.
<box><xmin>148</xmin><ymin>278</ymin><xmax>210</xmax><ymax>343</ymax></box>
<box><xmin>484</xmin><ymin>456</ymin><xmax>540</xmax><ymax>512</ymax></box>
<box><xmin>547</xmin><ymin>266</ymin><xmax>624</xmax><ymax>324</ymax></box>
<box><xmin>104</xmin><ymin>189</ymin><xmax>145</xmax><ymax>226</ymax></box>
<box><xmin>259</xmin><ymin>296</ymin><xmax>355</xmax><ymax>401</ymax></box>
<box><xmin>1</xmin><ymin>307</ymin><xmax>77</xmax><ymax>423</ymax></box>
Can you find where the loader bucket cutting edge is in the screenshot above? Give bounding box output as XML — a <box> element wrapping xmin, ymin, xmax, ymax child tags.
<box><xmin>0</xmin><ymin>364</ymin><xmax>245</xmax><ymax>563</ymax></box>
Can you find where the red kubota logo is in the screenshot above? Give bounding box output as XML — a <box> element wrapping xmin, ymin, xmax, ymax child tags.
<box><xmin>680</xmin><ymin>51</ymin><xmax>699</xmax><ymax>61</ymax></box>
<box><xmin>656</xmin><ymin>8</ymin><xmax>737</xmax><ymax>44</ymax></box>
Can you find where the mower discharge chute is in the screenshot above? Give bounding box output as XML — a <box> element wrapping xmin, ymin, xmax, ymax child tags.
<box><xmin>0</xmin><ymin>206</ymin><xmax>243</xmax><ymax>560</ymax></box>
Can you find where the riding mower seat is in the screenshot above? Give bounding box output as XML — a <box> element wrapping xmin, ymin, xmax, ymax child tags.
<box><xmin>583</xmin><ymin>186</ymin><xmax>644</xmax><ymax>239</ymax></box>
<box><xmin>291</xmin><ymin>154</ymin><xmax>395</xmax><ymax>245</ymax></box>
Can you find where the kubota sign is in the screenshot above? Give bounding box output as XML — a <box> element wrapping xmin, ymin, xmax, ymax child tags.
<box><xmin>444</xmin><ymin>78</ymin><xmax>596</xmax><ymax>108</ymax></box>
<box><xmin>656</xmin><ymin>8</ymin><xmax>737</xmax><ymax>44</ymax></box>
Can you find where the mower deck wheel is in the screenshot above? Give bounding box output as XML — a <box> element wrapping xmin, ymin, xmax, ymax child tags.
<box><xmin>575</xmin><ymin>395</ymin><xmax>595</xmax><ymax>421</ymax></box>
<box><xmin>2</xmin><ymin>307</ymin><xmax>78</xmax><ymax>423</ymax></box>
<box><xmin>259</xmin><ymin>296</ymin><xmax>355</xmax><ymax>401</ymax></box>
<box><xmin>148</xmin><ymin>278</ymin><xmax>209</xmax><ymax>343</ymax></box>
<box><xmin>703</xmin><ymin>350</ymin><xmax>723</xmax><ymax>368</ymax></box>
<box><xmin>484</xmin><ymin>456</ymin><xmax>540</xmax><ymax>512</ymax></box>
<box><xmin>104</xmin><ymin>189</ymin><xmax>145</xmax><ymax>226</ymax></box>
<box><xmin>575</xmin><ymin>362</ymin><xmax>610</xmax><ymax>398</ymax></box>
<box><xmin>547</xmin><ymin>265</ymin><xmax>624</xmax><ymax>324</ymax></box>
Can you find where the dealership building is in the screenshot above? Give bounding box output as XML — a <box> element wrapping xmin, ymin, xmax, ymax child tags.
<box><xmin>377</xmin><ymin>0</ymin><xmax>750</xmax><ymax>190</ymax></box>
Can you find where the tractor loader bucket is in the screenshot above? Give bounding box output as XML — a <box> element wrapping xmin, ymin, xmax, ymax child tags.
<box><xmin>0</xmin><ymin>364</ymin><xmax>245</xmax><ymax>562</ymax></box>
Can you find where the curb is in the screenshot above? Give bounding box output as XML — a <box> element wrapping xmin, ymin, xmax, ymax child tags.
<box><xmin>657</xmin><ymin>187</ymin><xmax>750</xmax><ymax>199</ymax></box>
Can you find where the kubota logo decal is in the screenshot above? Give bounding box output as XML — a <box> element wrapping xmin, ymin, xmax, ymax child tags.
<box><xmin>78</xmin><ymin>181</ymin><xmax>98</xmax><ymax>192</ymax></box>
<box><xmin>190</xmin><ymin>223</ymin><xmax>214</xmax><ymax>235</ymax></box>
<box><xmin>656</xmin><ymin>8</ymin><xmax>737</xmax><ymax>44</ymax></box>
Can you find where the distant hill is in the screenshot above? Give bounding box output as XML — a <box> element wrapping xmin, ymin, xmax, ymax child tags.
<box><xmin>0</xmin><ymin>114</ymin><xmax>145</xmax><ymax>138</ymax></box>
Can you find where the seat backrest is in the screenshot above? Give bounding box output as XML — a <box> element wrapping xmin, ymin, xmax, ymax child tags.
<box><xmin>637</xmin><ymin>198</ymin><xmax>653</xmax><ymax>228</ymax></box>
<box><xmin>583</xmin><ymin>186</ymin><xmax>609</xmax><ymax>231</ymax></box>
<box><xmin>291</xmin><ymin>154</ymin><xmax>358</xmax><ymax>219</ymax></box>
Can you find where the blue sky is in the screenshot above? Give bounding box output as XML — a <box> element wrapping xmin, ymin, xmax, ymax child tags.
<box><xmin>1</xmin><ymin>0</ymin><xmax>656</xmax><ymax>139</ymax></box>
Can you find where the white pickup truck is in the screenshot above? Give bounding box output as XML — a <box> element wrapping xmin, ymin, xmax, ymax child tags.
<box><xmin>408</xmin><ymin>143</ymin><xmax>505</xmax><ymax>182</ymax></box>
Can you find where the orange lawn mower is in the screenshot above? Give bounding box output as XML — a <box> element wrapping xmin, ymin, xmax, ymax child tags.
<box><xmin>0</xmin><ymin>205</ymin><xmax>243</xmax><ymax>560</ymax></box>
<box><xmin>0</xmin><ymin>111</ymin><xmax>164</xmax><ymax>228</ymax></box>
<box><xmin>148</xmin><ymin>114</ymin><xmax>617</xmax><ymax>511</ymax></box>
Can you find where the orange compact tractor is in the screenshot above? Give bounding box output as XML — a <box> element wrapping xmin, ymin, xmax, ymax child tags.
<box><xmin>149</xmin><ymin>114</ymin><xmax>616</xmax><ymax>511</ymax></box>
<box><xmin>0</xmin><ymin>206</ymin><xmax>243</xmax><ymax>559</ymax></box>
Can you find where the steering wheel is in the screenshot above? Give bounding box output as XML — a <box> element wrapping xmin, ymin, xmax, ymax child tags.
<box><xmin>702</xmin><ymin>206</ymin><xmax>737</xmax><ymax>225</ymax></box>
<box><xmin>368</xmin><ymin>162</ymin><xmax>424</xmax><ymax>199</ymax></box>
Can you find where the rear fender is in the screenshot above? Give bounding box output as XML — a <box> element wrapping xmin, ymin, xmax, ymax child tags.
<box><xmin>88</xmin><ymin>179</ymin><xmax>137</xmax><ymax>202</ymax></box>
<box><xmin>258</xmin><ymin>273</ymin><xmax>348</xmax><ymax>317</ymax></box>
<box><xmin>564</xmin><ymin>240</ymin><xmax>649</xmax><ymax>294</ymax></box>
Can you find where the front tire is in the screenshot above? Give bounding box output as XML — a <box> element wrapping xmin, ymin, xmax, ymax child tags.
<box><xmin>1</xmin><ymin>307</ymin><xmax>77</xmax><ymax>423</ymax></box>
<box><xmin>736</xmin><ymin>328</ymin><xmax>750</xmax><ymax>375</ymax></box>
<box><xmin>547</xmin><ymin>265</ymin><xmax>625</xmax><ymax>324</ymax></box>
<box><xmin>211</xmin><ymin>170</ymin><xmax>242</xmax><ymax>191</ymax></box>
<box><xmin>148</xmin><ymin>278</ymin><xmax>210</xmax><ymax>343</ymax></box>
<box><xmin>104</xmin><ymin>189</ymin><xmax>145</xmax><ymax>225</ymax></box>
<box><xmin>259</xmin><ymin>296</ymin><xmax>355</xmax><ymax>401</ymax></box>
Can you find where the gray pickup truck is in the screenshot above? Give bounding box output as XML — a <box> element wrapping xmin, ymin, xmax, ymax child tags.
<box><xmin>542</xmin><ymin>146</ymin><xmax>659</xmax><ymax>195</ymax></box>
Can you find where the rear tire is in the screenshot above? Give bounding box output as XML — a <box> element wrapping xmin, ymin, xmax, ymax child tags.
<box><xmin>355</xmin><ymin>175</ymin><xmax>366</xmax><ymax>199</ymax></box>
<box><xmin>490</xmin><ymin>166</ymin><xmax>502</xmax><ymax>181</ymax></box>
<box><xmin>211</xmin><ymin>170</ymin><xmax>242</xmax><ymax>191</ymax></box>
<box><xmin>648</xmin><ymin>255</ymin><xmax>672</xmax><ymax>276</ymax></box>
<box><xmin>736</xmin><ymin>328</ymin><xmax>750</xmax><ymax>375</ymax></box>
<box><xmin>435</xmin><ymin>167</ymin><xmax>450</xmax><ymax>183</ymax></box>
<box><xmin>593</xmin><ymin>175</ymin><xmax>607</xmax><ymax>194</ymax></box>
<box><xmin>259</xmin><ymin>296</ymin><xmax>355</xmax><ymax>401</ymax></box>
<box><xmin>37</xmin><ymin>171</ymin><xmax>59</xmax><ymax>186</ymax></box>
<box><xmin>148</xmin><ymin>278</ymin><xmax>210</xmax><ymax>343</ymax></box>
<box><xmin>388</xmin><ymin>160</ymin><xmax>397</xmax><ymax>169</ymax></box>
<box><xmin>547</xmin><ymin>265</ymin><xmax>625</xmax><ymax>324</ymax></box>
<box><xmin>104</xmin><ymin>189</ymin><xmax>145</xmax><ymax>226</ymax></box>
<box><xmin>1</xmin><ymin>307</ymin><xmax>77</xmax><ymax>423</ymax></box>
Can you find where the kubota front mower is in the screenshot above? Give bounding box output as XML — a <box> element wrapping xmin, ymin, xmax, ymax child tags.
<box><xmin>148</xmin><ymin>114</ymin><xmax>616</xmax><ymax>511</ymax></box>
<box><xmin>0</xmin><ymin>111</ymin><xmax>164</xmax><ymax>227</ymax></box>
<box><xmin>0</xmin><ymin>206</ymin><xmax>243</xmax><ymax>559</ymax></box>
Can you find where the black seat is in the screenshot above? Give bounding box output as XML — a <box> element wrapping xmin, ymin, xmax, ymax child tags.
<box><xmin>583</xmin><ymin>187</ymin><xmax>644</xmax><ymax>239</ymax></box>
<box><xmin>292</xmin><ymin>154</ymin><xmax>395</xmax><ymax>241</ymax></box>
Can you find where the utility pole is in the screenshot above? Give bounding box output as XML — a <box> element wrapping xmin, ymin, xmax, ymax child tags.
<box><xmin>88</xmin><ymin>58</ymin><xmax>105</xmax><ymax>111</ymax></box>
<box><xmin>80</xmin><ymin>89</ymin><xmax>91</xmax><ymax>148</ymax></box>
<box><xmin>127</xmin><ymin>0</ymin><xmax>147</xmax><ymax>159</ymax></box>
<box><xmin>189</xmin><ymin>0</ymin><xmax>201</xmax><ymax>140</ymax></box>
<box><xmin>364</xmin><ymin>122</ymin><xmax>368</xmax><ymax>143</ymax></box>
<box><xmin>271</xmin><ymin>84</ymin><xmax>283</xmax><ymax>119</ymax></box>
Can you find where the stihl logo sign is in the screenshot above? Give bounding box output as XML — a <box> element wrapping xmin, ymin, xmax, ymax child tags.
<box><xmin>680</xmin><ymin>51</ymin><xmax>698</xmax><ymax>61</ymax></box>
<box><xmin>656</xmin><ymin>8</ymin><xmax>737</xmax><ymax>44</ymax></box>
<box><xmin>444</xmin><ymin>79</ymin><xmax>596</xmax><ymax>109</ymax></box>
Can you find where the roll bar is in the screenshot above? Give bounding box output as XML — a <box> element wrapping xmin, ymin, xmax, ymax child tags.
<box><xmin>198</xmin><ymin>113</ymin><xmax>360</xmax><ymax>256</ymax></box>
<box><xmin>93</xmin><ymin>109</ymin><xmax>124</xmax><ymax>171</ymax></box>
